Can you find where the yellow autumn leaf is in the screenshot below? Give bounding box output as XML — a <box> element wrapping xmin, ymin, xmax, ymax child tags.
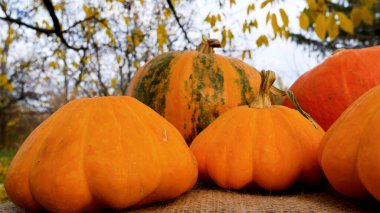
<box><xmin>157</xmin><ymin>24</ymin><xmax>168</xmax><ymax>52</ymax></box>
<box><xmin>246</xmin><ymin>4</ymin><xmax>255</xmax><ymax>15</ymax></box>
<box><xmin>327</xmin><ymin>13</ymin><xmax>339</xmax><ymax>40</ymax></box>
<box><xmin>210</xmin><ymin>15</ymin><xmax>217</xmax><ymax>27</ymax></box>
<box><xmin>227</xmin><ymin>29</ymin><xmax>234</xmax><ymax>45</ymax></box>
<box><xmin>140</xmin><ymin>0</ymin><xmax>144</xmax><ymax>5</ymax></box>
<box><xmin>42</xmin><ymin>20</ymin><xmax>51</xmax><ymax>29</ymax></box>
<box><xmin>266</xmin><ymin>12</ymin><xmax>271</xmax><ymax>24</ymax></box>
<box><xmin>217</xmin><ymin>14</ymin><xmax>221</xmax><ymax>21</ymax></box>
<box><xmin>242</xmin><ymin>21</ymin><xmax>248</xmax><ymax>33</ymax></box>
<box><xmin>316</xmin><ymin>0</ymin><xmax>327</xmax><ymax>13</ymax></box>
<box><xmin>72</xmin><ymin>62</ymin><xmax>79</xmax><ymax>68</ymax></box>
<box><xmin>299</xmin><ymin>12</ymin><xmax>310</xmax><ymax>30</ymax></box>
<box><xmin>111</xmin><ymin>78</ymin><xmax>117</xmax><ymax>88</ymax></box>
<box><xmin>279</xmin><ymin>9</ymin><xmax>289</xmax><ymax>27</ymax></box>
<box><xmin>229</xmin><ymin>0</ymin><xmax>236</xmax><ymax>6</ymax></box>
<box><xmin>307</xmin><ymin>0</ymin><xmax>317</xmax><ymax>10</ymax></box>
<box><xmin>82</xmin><ymin>4</ymin><xmax>92</xmax><ymax>18</ymax></box>
<box><xmin>133</xmin><ymin>61</ymin><xmax>140</xmax><ymax>68</ymax></box>
<box><xmin>54</xmin><ymin>4</ymin><xmax>62</xmax><ymax>11</ymax></box>
<box><xmin>350</xmin><ymin>7</ymin><xmax>362</xmax><ymax>27</ymax></box>
<box><xmin>361</xmin><ymin>6</ymin><xmax>373</xmax><ymax>26</ymax></box>
<box><xmin>337</xmin><ymin>12</ymin><xmax>354</xmax><ymax>34</ymax></box>
<box><xmin>4</xmin><ymin>83</ymin><xmax>13</xmax><ymax>92</ymax></box>
<box><xmin>271</xmin><ymin>14</ymin><xmax>279</xmax><ymax>36</ymax></box>
<box><xmin>256</xmin><ymin>35</ymin><xmax>269</xmax><ymax>47</ymax></box>
<box><xmin>261</xmin><ymin>0</ymin><xmax>273</xmax><ymax>9</ymax></box>
<box><xmin>164</xmin><ymin>8</ymin><xmax>171</xmax><ymax>20</ymax></box>
<box><xmin>49</xmin><ymin>61</ymin><xmax>59</xmax><ymax>69</ymax></box>
<box><xmin>124</xmin><ymin>17</ymin><xmax>130</xmax><ymax>25</ymax></box>
<box><xmin>0</xmin><ymin>74</ymin><xmax>7</xmax><ymax>86</ymax></box>
<box><xmin>241</xmin><ymin>51</ymin><xmax>246</xmax><ymax>60</ymax></box>
<box><xmin>126</xmin><ymin>35</ymin><xmax>133</xmax><ymax>43</ymax></box>
<box><xmin>315</xmin><ymin>14</ymin><xmax>327</xmax><ymax>41</ymax></box>
<box><xmin>116</xmin><ymin>55</ymin><xmax>121</xmax><ymax>64</ymax></box>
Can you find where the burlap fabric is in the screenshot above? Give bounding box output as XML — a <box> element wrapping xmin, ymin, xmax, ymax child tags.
<box><xmin>0</xmin><ymin>185</ymin><xmax>379</xmax><ymax>212</ymax></box>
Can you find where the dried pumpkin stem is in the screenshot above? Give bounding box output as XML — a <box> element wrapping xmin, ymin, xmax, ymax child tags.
<box><xmin>196</xmin><ymin>38</ymin><xmax>221</xmax><ymax>54</ymax></box>
<box><xmin>250</xmin><ymin>70</ymin><xmax>276</xmax><ymax>108</ymax></box>
<box><xmin>250</xmin><ymin>70</ymin><xmax>318</xmax><ymax>128</ymax></box>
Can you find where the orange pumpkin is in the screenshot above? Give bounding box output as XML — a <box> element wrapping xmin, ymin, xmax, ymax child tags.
<box><xmin>127</xmin><ymin>39</ymin><xmax>260</xmax><ymax>143</ymax></box>
<box><xmin>283</xmin><ymin>46</ymin><xmax>380</xmax><ymax>130</ymax></box>
<box><xmin>5</xmin><ymin>97</ymin><xmax>198</xmax><ymax>212</ymax></box>
<box><xmin>319</xmin><ymin>84</ymin><xmax>380</xmax><ymax>200</ymax></box>
<box><xmin>190</xmin><ymin>71</ymin><xmax>325</xmax><ymax>190</ymax></box>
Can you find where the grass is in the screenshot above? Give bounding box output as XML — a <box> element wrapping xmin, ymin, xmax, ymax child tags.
<box><xmin>0</xmin><ymin>149</ymin><xmax>17</xmax><ymax>203</ymax></box>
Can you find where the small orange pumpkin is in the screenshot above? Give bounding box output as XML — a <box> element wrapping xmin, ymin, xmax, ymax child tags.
<box><xmin>127</xmin><ymin>39</ymin><xmax>260</xmax><ymax>143</ymax></box>
<box><xmin>190</xmin><ymin>71</ymin><xmax>325</xmax><ymax>190</ymax></box>
<box><xmin>319</xmin><ymin>84</ymin><xmax>380</xmax><ymax>200</ymax></box>
<box><xmin>5</xmin><ymin>97</ymin><xmax>198</xmax><ymax>212</ymax></box>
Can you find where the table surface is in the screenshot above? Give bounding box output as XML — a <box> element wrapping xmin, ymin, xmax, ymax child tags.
<box><xmin>1</xmin><ymin>185</ymin><xmax>379</xmax><ymax>212</ymax></box>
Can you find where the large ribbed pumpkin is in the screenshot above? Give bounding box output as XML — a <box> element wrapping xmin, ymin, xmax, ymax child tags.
<box><xmin>319</xmin><ymin>84</ymin><xmax>380</xmax><ymax>200</ymax></box>
<box><xmin>5</xmin><ymin>97</ymin><xmax>198</xmax><ymax>212</ymax></box>
<box><xmin>283</xmin><ymin>46</ymin><xmax>380</xmax><ymax>130</ymax></box>
<box><xmin>127</xmin><ymin>39</ymin><xmax>260</xmax><ymax>143</ymax></box>
<box><xmin>190</xmin><ymin>71</ymin><xmax>325</xmax><ymax>191</ymax></box>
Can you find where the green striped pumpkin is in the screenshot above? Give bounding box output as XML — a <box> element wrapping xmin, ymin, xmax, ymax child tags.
<box><xmin>127</xmin><ymin>39</ymin><xmax>260</xmax><ymax>143</ymax></box>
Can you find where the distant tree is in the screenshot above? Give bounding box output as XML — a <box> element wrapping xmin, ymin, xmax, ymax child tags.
<box><xmin>210</xmin><ymin>0</ymin><xmax>380</xmax><ymax>55</ymax></box>
<box><xmin>0</xmin><ymin>0</ymin><xmax>200</xmax><ymax>146</ymax></box>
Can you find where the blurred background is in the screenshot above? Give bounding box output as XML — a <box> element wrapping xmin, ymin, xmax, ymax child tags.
<box><xmin>0</xmin><ymin>0</ymin><xmax>379</xmax><ymax>202</ymax></box>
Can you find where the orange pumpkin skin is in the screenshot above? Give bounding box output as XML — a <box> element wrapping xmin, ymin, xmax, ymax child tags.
<box><xmin>127</xmin><ymin>39</ymin><xmax>260</xmax><ymax>143</ymax></box>
<box><xmin>190</xmin><ymin>71</ymin><xmax>325</xmax><ymax>191</ymax></box>
<box><xmin>5</xmin><ymin>97</ymin><xmax>198</xmax><ymax>212</ymax></box>
<box><xmin>190</xmin><ymin>106</ymin><xmax>325</xmax><ymax>190</ymax></box>
<box><xmin>283</xmin><ymin>46</ymin><xmax>380</xmax><ymax>130</ymax></box>
<box><xmin>319</xmin><ymin>84</ymin><xmax>380</xmax><ymax>200</ymax></box>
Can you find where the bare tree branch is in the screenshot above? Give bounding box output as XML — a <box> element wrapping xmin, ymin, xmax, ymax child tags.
<box><xmin>42</xmin><ymin>0</ymin><xmax>87</xmax><ymax>51</ymax></box>
<box><xmin>166</xmin><ymin>0</ymin><xmax>195</xmax><ymax>47</ymax></box>
<box><xmin>0</xmin><ymin>16</ymin><xmax>56</xmax><ymax>34</ymax></box>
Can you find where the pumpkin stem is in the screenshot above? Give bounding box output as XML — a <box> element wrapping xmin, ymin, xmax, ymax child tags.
<box><xmin>196</xmin><ymin>38</ymin><xmax>221</xmax><ymax>54</ymax></box>
<box><xmin>250</xmin><ymin>70</ymin><xmax>275</xmax><ymax>108</ymax></box>
<box><xmin>250</xmin><ymin>70</ymin><xmax>318</xmax><ymax>128</ymax></box>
